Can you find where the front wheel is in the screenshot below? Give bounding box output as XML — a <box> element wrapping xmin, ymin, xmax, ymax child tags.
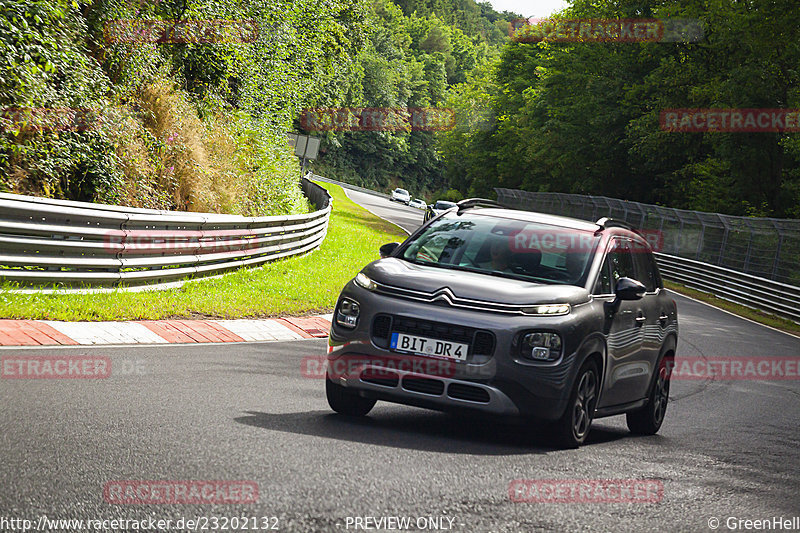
<box><xmin>326</xmin><ymin>375</ymin><xmax>376</xmax><ymax>416</ymax></box>
<box><xmin>552</xmin><ymin>360</ymin><xmax>599</xmax><ymax>448</ymax></box>
<box><xmin>626</xmin><ymin>356</ymin><xmax>672</xmax><ymax>435</ymax></box>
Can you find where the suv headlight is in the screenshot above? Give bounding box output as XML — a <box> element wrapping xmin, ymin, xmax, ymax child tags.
<box><xmin>355</xmin><ymin>272</ymin><xmax>376</xmax><ymax>291</ymax></box>
<box><xmin>335</xmin><ymin>298</ymin><xmax>360</xmax><ymax>328</ymax></box>
<box><xmin>520</xmin><ymin>332</ymin><xmax>563</xmax><ymax>362</ymax></box>
<box><xmin>522</xmin><ymin>304</ymin><xmax>570</xmax><ymax>316</ymax></box>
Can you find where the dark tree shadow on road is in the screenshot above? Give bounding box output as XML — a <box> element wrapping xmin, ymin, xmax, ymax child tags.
<box><xmin>234</xmin><ymin>410</ymin><xmax>629</xmax><ymax>455</ymax></box>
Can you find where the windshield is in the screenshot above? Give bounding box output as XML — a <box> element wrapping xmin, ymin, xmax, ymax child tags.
<box><xmin>400</xmin><ymin>213</ymin><xmax>599</xmax><ymax>285</ymax></box>
<box><xmin>434</xmin><ymin>201</ymin><xmax>457</xmax><ymax>210</ymax></box>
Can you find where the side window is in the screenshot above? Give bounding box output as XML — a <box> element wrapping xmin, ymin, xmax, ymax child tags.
<box><xmin>593</xmin><ymin>257</ymin><xmax>612</xmax><ymax>294</ymax></box>
<box><xmin>633</xmin><ymin>248</ymin><xmax>658</xmax><ymax>292</ymax></box>
<box><xmin>608</xmin><ymin>239</ymin><xmax>636</xmax><ymax>288</ymax></box>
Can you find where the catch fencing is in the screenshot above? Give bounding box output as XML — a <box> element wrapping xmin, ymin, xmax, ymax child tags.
<box><xmin>495</xmin><ymin>188</ymin><xmax>800</xmax><ymax>323</ymax></box>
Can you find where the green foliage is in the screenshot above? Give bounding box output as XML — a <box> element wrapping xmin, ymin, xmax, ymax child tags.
<box><xmin>6</xmin><ymin>0</ymin><xmax>793</xmax><ymax>220</ymax></box>
<box><xmin>1</xmin><ymin>0</ymin><xmax>368</xmax><ymax>214</ymax></box>
<box><xmin>438</xmin><ymin>0</ymin><xmax>800</xmax><ymax>217</ymax></box>
<box><xmin>309</xmin><ymin>0</ymin><xmax>513</xmax><ymax>199</ymax></box>
<box><xmin>394</xmin><ymin>0</ymin><xmax>519</xmax><ymax>48</ymax></box>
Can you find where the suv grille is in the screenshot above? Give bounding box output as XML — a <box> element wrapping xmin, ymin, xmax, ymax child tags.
<box><xmin>402</xmin><ymin>376</ymin><xmax>445</xmax><ymax>395</ymax></box>
<box><xmin>360</xmin><ymin>367</ymin><xmax>399</xmax><ymax>388</ymax></box>
<box><xmin>371</xmin><ymin>315</ymin><xmax>392</xmax><ymax>347</ymax></box>
<box><xmin>447</xmin><ymin>383</ymin><xmax>490</xmax><ymax>403</ymax></box>
<box><xmin>473</xmin><ymin>331</ymin><xmax>495</xmax><ymax>356</ymax></box>
<box><xmin>371</xmin><ymin>315</ymin><xmax>495</xmax><ymax>357</ymax></box>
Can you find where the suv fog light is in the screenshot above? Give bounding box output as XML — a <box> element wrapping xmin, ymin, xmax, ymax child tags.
<box><xmin>521</xmin><ymin>332</ymin><xmax>563</xmax><ymax>361</ymax></box>
<box><xmin>336</xmin><ymin>298</ymin><xmax>360</xmax><ymax>328</ymax></box>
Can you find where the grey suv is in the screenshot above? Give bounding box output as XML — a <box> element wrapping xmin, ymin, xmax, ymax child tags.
<box><xmin>326</xmin><ymin>200</ymin><xmax>678</xmax><ymax>447</ymax></box>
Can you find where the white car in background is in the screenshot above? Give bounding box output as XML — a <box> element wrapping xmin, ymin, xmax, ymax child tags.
<box><xmin>409</xmin><ymin>198</ymin><xmax>427</xmax><ymax>209</ymax></box>
<box><xmin>424</xmin><ymin>200</ymin><xmax>458</xmax><ymax>222</ymax></box>
<box><xmin>390</xmin><ymin>188</ymin><xmax>411</xmax><ymax>204</ymax></box>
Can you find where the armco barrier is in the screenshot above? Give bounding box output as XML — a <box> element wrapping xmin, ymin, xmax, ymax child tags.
<box><xmin>307</xmin><ymin>173</ymin><xmax>390</xmax><ymax>199</ymax></box>
<box><xmin>0</xmin><ymin>177</ymin><xmax>331</xmax><ymax>291</ymax></box>
<box><xmin>653</xmin><ymin>253</ymin><xmax>800</xmax><ymax>323</ymax></box>
<box><xmin>496</xmin><ymin>188</ymin><xmax>800</xmax><ymax>323</ymax></box>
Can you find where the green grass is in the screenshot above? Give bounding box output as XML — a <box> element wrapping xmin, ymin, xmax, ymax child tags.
<box><xmin>0</xmin><ymin>183</ymin><xmax>406</xmax><ymax>321</ymax></box>
<box><xmin>664</xmin><ymin>281</ymin><xmax>800</xmax><ymax>336</ymax></box>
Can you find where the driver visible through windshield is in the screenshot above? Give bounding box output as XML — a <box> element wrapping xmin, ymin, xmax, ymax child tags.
<box><xmin>400</xmin><ymin>213</ymin><xmax>600</xmax><ymax>285</ymax></box>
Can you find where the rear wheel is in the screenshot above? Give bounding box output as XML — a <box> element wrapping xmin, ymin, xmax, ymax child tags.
<box><xmin>326</xmin><ymin>375</ymin><xmax>376</xmax><ymax>417</ymax></box>
<box><xmin>552</xmin><ymin>360</ymin><xmax>599</xmax><ymax>448</ymax></box>
<box><xmin>626</xmin><ymin>355</ymin><xmax>672</xmax><ymax>435</ymax></box>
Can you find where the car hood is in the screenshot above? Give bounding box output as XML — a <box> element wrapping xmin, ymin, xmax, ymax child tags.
<box><xmin>362</xmin><ymin>258</ymin><xmax>591</xmax><ymax>306</ymax></box>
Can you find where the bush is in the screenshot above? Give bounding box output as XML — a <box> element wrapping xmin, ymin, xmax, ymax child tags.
<box><xmin>0</xmin><ymin>0</ymin><xmax>360</xmax><ymax>216</ymax></box>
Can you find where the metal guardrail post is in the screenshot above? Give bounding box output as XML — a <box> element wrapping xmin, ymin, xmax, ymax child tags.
<box><xmin>716</xmin><ymin>215</ymin><xmax>730</xmax><ymax>267</ymax></box>
<box><xmin>742</xmin><ymin>220</ymin><xmax>754</xmax><ymax>272</ymax></box>
<box><xmin>771</xmin><ymin>221</ymin><xmax>784</xmax><ymax>281</ymax></box>
<box><xmin>694</xmin><ymin>212</ymin><xmax>705</xmax><ymax>260</ymax></box>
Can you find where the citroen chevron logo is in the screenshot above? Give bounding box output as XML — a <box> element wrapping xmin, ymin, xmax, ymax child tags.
<box><xmin>431</xmin><ymin>287</ymin><xmax>456</xmax><ymax>305</ymax></box>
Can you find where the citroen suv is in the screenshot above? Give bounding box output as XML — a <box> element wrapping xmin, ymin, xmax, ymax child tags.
<box><xmin>325</xmin><ymin>200</ymin><xmax>678</xmax><ymax>447</ymax></box>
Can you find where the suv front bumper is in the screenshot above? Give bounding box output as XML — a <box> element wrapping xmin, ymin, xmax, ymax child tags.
<box><xmin>328</xmin><ymin>282</ymin><xmax>590</xmax><ymax>421</ymax></box>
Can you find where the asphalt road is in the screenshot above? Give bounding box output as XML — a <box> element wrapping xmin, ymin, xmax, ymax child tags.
<box><xmin>1</xmin><ymin>191</ymin><xmax>799</xmax><ymax>532</ymax></box>
<box><xmin>343</xmin><ymin>189</ymin><xmax>422</xmax><ymax>234</ymax></box>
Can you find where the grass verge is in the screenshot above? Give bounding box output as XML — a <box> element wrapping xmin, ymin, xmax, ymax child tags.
<box><xmin>664</xmin><ymin>280</ymin><xmax>800</xmax><ymax>336</ymax></box>
<box><xmin>0</xmin><ymin>183</ymin><xmax>406</xmax><ymax>321</ymax></box>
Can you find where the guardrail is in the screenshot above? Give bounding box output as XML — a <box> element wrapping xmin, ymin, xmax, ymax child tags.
<box><xmin>496</xmin><ymin>188</ymin><xmax>800</xmax><ymax>324</ymax></box>
<box><xmin>0</xmin><ymin>177</ymin><xmax>331</xmax><ymax>291</ymax></box>
<box><xmin>307</xmin><ymin>173</ymin><xmax>390</xmax><ymax>199</ymax></box>
<box><xmin>654</xmin><ymin>254</ymin><xmax>800</xmax><ymax>323</ymax></box>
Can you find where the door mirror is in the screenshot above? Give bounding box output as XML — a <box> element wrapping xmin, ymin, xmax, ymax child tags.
<box><xmin>615</xmin><ymin>277</ymin><xmax>646</xmax><ymax>301</ymax></box>
<box><xmin>379</xmin><ymin>242</ymin><xmax>400</xmax><ymax>258</ymax></box>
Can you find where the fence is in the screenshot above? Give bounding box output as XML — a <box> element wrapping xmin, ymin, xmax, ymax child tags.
<box><xmin>495</xmin><ymin>188</ymin><xmax>800</xmax><ymax>323</ymax></box>
<box><xmin>0</xmin><ymin>177</ymin><xmax>331</xmax><ymax>291</ymax></box>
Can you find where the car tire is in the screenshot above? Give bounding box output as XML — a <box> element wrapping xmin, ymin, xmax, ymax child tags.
<box><xmin>626</xmin><ymin>355</ymin><xmax>672</xmax><ymax>435</ymax></box>
<box><xmin>326</xmin><ymin>375</ymin><xmax>377</xmax><ymax>416</ymax></box>
<box><xmin>552</xmin><ymin>359</ymin><xmax>599</xmax><ymax>448</ymax></box>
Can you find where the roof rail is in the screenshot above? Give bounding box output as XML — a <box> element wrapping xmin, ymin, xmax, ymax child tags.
<box><xmin>595</xmin><ymin>217</ymin><xmax>634</xmax><ymax>230</ymax></box>
<box><xmin>457</xmin><ymin>198</ymin><xmax>504</xmax><ymax>213</ymax></box>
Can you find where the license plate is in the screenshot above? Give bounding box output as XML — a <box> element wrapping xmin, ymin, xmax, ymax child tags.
<box><xmin>390</xmin><ymin>332</ymin><xmax>468</xmax><ymax>361</ymax></box>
